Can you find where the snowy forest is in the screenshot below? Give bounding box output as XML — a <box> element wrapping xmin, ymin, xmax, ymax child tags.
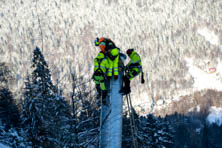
<box><xmin>1</xmin><ymin>0</ymin><xmax>222</xmax><ymax>147</ymax></box>
<box><xmin>0</xmin><ymin>47</ymin><xmax>222</xmax><ymax>148</ymax></box>
<box><xmin>0</xmin><ymin>47</ymin><xmax>175</xmax><ymax>147</ymax></box>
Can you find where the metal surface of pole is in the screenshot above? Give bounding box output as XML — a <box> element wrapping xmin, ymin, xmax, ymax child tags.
<box><xmin>100</xmin><ymin>53</ymin><xmax>126</xmax><ymax>148</ymax></box>
<box><xmin>100</xmin><ymin>73</ymin><xmax>123</xmax><ymax>148</ymax></box>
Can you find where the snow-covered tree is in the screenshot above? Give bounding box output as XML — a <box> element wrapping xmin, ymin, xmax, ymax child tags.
<box><xmin>201</xmin><ymin>121</ymin><xmax>209</xmax><ymax>148</ymax></box>
<box><xmin>0</xmin><ymin>88</ymin><xmax>20</xmax><ymax>130</ymax></box>
<box><xmin>0</xmin><ymin>63</ymin><xmax>19</xmax><ymax>129</ymax></box>
<box><xmin>45</xmin><ymin>93</ymin><xmax>73</xmax><ymax>147</ymax></box>
<box><xmin>70</xmin><ymin>73</ymin><xmax>100</xmax><ymax>148</ymax></box>
<box><xmin>156</xmin><ymin>117</ymin><xmax>174</xmax><ymax>148</ymax></box>
<box><xmin>137</xmin><ymin>114</ymin><xmax>158</xmax><ymax>148</ymax></box>
<box><xmin>0</xmin><ymin>62</ymin><xmax>12</xmax><ymax>88</ymax></box>
<box><xmin>78</xmin><ymin>99</ymin><xmax>100</xmax><ymax>147</ymax></box>
<box><xmin>0</xmin><ymin>62</ymin><xmax>28</xmax><ymax>148</ymax></box>
<box><xmin>21</xmin><ymin>47</ymin><xmax>73</xmax><ymax>147</ymax></box>
<box><xmin>0</xmin><ymin>127</ymin><xmax>31</xmax><ymax>148</ymax></box>
<box><xmin>122</xmin><ymin>112</ymin><xmax>133</xmax><ymax>148</ymax></box>
<box><xmin>136</xmin><ymin>114</ymin><xmax>174</xmax><ymax>148</ymax></box>
<box><xmin>0</xmin><ymin>62</ymin><xmax>19</xmax><ymax>130</ymax></box>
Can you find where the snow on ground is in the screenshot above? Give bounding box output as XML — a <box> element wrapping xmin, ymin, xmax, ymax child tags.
<box><xmin>216</xmin><ymin>61</ymin><xmax>222</xmax><ymax>76</ymax></box>
<box><xmin>207</xmin><ymin>106</ymin><xmax>222</xmax><ymax>126</ymax></box>
<box><xmin>196</xmin><ymin>105</ymin><xmax>200</xmax><ymax>112</ymax></box>
<box><xmin>0</xmin><ymin>143</ymin><xmax>9</xmax><ymax>148</ymax></box>
<box><xmin>197</xmin><ymin>27</ymin><xmax>219</xmax><ymax>46</ymax></box>
<box><xmin>185</xmin><ymin>58</ymin><xmax>222</xmax><ymax>91</ymax></box>
<box><xmin>188</xmin><ymin>105</ymin><xmax>200</xmax><ymax>113</ymax></box>
<box><xmin>142</xmin><ymin>56</ymin><xmax>222</xmax><ymax>115</ymax></box>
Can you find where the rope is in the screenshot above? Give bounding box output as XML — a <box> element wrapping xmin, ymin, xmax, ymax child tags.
<box><xmin>126</xmin><ymin>94</ymin><xmax>136</xmax><ymax>148</ymax></box>
<box><xmin>128</xmin><ymin>94</ymin><xmax>138</xmax><ymax>142</ymax></box>
<box><xmin>122</xmin><ymin>67</ymin><xmax>138</xmax><ymax>148</ymax></box>
<box><xmin>126</xmin><ymin>93</ymin><xmax>138</xmax><ymax>148</ymax></box>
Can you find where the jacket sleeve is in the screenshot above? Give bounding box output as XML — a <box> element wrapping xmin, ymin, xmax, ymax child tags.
<box><xmin>94</xmin><ymin>58</ymin><xmax>98</xmax><ymax>72</ymax></box>
<box><xmin>127</xmin><ymin>53</ymin><xmax>141</xmax><ymax>68</ymax></box>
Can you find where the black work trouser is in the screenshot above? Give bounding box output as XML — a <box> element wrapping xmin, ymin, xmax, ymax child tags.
<box><xmin>123</xmin><ymin>75</ymin><xmax>131</xmax><ymax>92</ymax></box>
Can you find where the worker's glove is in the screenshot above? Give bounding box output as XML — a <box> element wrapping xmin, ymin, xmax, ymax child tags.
<box><xmin>114</xmin><ymin>75</ymin><xmax>118</xmax><ymax>80</ymax></box>
<box><xmin>107</xmin><ymin>76</ymin><xmax>112</xmax><ymax>80</ymax></box>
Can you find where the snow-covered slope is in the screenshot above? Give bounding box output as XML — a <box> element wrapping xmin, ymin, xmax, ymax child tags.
<box><xmin>186</xmin><ymin>58</ymin><xmax>222</xmax><ymax>91</ymax></box>
<box><xmin>207</xmin><ymin>106</ymin><xmax>222</xmax><ymax>126</ymax></box>
<box><xmin>1</xmin><ymin>0</ymin><xmax>222</xmax><ymax>116</ymax></box>
<box><xmin>152</xmin><ymin>58</ymin><xmax>222</xmax><ymax>116</ymax></box>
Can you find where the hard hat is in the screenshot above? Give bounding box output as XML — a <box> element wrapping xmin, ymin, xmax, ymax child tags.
<box><xmin>126</xmin><ymin>48</ymin><xmax>134</xmax><ymax>56</ymax></box>
<box><xmin>94</xmin><ymin>37</ymin><xmax>105</xmax><ymax>47</ymax></box>
<box><xmin>99</xmin><ymin>37</ymin><xmax>105</xmax><ymax>43</ymax></box>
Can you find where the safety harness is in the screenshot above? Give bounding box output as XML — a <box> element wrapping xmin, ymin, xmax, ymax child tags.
<box><xmin>93</xmin><ymin>58</ymin><xmax>106</xmax><ymax>81</ymax></box>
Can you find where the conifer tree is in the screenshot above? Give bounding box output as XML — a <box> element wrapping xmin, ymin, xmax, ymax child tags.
<box><xmin>0</xmin><ymin>62</ymin><xmax>12</xmax><ymax>87</ymax></box>
<box><xmin>31</xmin><ymin>47</ymin><xmax>56</xmax><ymax>99</ymax></box>
<box><xmin>122</xmin><ymin>112</ymin><xmax>133</xmax><ymax>148</ymax></box>
<box><xmin>0</xmin><ymin>62</ymin><xmax>20</xmax><ymax>130</ymax></box>
<box><xmin>122</xmin><ymin>108</ymin><xmax>141</xmax><ymax>148</ymax></box>
<box><xmin>137</xmin><ymin>114</ymin><xmax>174</xmax><ymax>148</ymax></box>
<box><xmin>156</xmin><ymin>117</ymin><xmax>174</xmax><ymax>148</ymax></box>
<box><xmin>21</xmin><ymin>47</ymin><xmax>72</xmax><ymax>147</ymax></box>
<box><xmin>201</xmin><ymin>121</ymin><xmax>209</xmax><ymax>148</ymax></box>
<box><xmin>0</xmin><ymin>62</ymin><xmax>22</xmax><ymax>147</ymax></box>
<box><xmin>74</xmin><ymin>78</ymin><xmax>100</xmax><ymax>148</ymax></box>
<box><xmin>138</xmin><ymin>114</ymin><xmax>158</xmax><ymax>148</ymax></box>
<box><xmin>21</xmin><ymin>47</ymin><xmax>54</xmax><ymax>146</ymax></box>
<box><xmin>0</xmin><ymin>87</ymin><xmax>20</xmax><ymax>130</ymax></box>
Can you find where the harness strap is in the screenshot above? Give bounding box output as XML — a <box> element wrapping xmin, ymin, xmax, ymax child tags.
<box><xmin>93</xmin><ymin>58</ymin><xmax>106</xmax><ymax>79</ymax></box>
<box><xmin>126</xmin><ymin>93</ymin><xmax>138</xmax><ymax>148</ymax></box>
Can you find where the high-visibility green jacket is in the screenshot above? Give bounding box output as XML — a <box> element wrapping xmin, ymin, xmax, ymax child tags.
<box><xmin>107</xmin><ymin>48</ymin><xmax>119</xmax><ymax>76</ymax></box>
<box><xmin>126</xmin><ymin>51</ymin><xmax>142</xmax><ymax>80</ymax></box>
<box><xmin>94</xmin><ymin>52</ymin><xmax>109</xmax><ymax>74</ymax></box>
<box><xmin>97</xmin><ymin>37</ymin><xmax>119</xmax><ymax>76</ymax></box>
<box><xmin>93</xmin><ymin>52</ymin><xmax>109</xmax><ymax>90</ymax></box>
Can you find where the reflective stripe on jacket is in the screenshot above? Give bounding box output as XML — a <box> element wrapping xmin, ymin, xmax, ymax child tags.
<box><xmin>126</xmin><ymin>51</ymin><xmax>142</xmax><ymax>80</ymax></box>
<box><xmin>127</xmin><ymin>51</ymin><xmax>142</xmax><ymax>70</ymax></box>
<box><xmin>93</xmin><ymin>52</ymin><xmax>109</xmax><ymax>90</ymax></box>
<box><xmin>107</xmin><ymin>48</ymin><xmax>119</xmax><ymax>76</ymax></box>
